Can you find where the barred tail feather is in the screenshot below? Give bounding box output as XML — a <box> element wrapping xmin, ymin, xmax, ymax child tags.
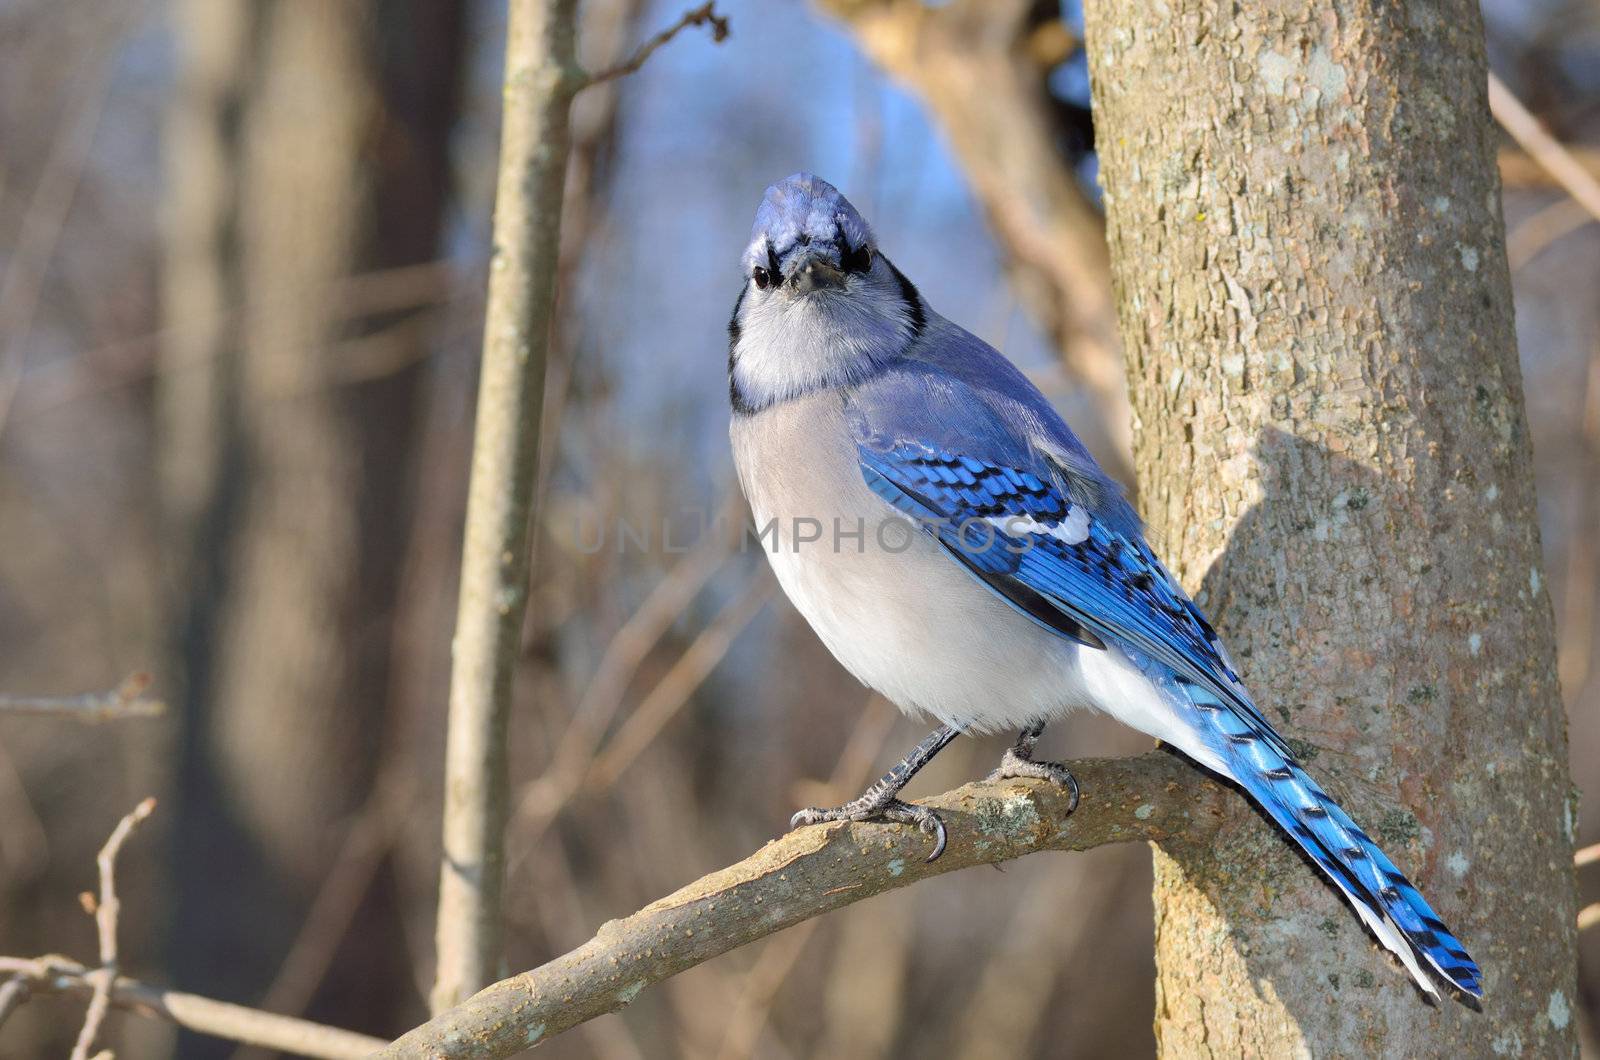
<box><xmin>1181</xmin><ymin>679</ymin><xmax>1483</xmax><ymax>999</ymax></box>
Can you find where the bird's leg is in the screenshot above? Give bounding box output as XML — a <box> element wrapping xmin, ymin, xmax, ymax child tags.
<box><xmin>987</xmin><ymin>721</ymin><xmax>1079</xmax><ymax>813</ymax></box>
<box><xmin>790</xmin><ymin>724</ymin><xmax>960</xmax><ymax>862</ymax></box>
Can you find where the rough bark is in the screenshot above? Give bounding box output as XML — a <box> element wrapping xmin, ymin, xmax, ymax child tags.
<box><xmin>1082</xmin><ymin>2</ymin><xmax>1579</xmax><ymax>1054</ymax></box>
<box><xmin>160</xmin><ymin>0</ymin><xmax>466</xmax><ymax>1039</ymax></box>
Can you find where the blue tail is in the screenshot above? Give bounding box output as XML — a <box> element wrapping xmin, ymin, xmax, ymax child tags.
<box><xmin>1182</xmin><ymin>678</ymin><xmax>1483</xmax><ymax>999</ymax></box>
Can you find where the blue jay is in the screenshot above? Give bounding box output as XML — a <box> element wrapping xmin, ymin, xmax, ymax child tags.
<box><xmin>726</xmin><ymin>173</ymin><xmax>1481</xmax><ymax>1001</ymax></box>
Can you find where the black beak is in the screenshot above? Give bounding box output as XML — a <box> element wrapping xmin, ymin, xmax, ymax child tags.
<box><xmin>784</xmin><ymin>249</ymin><xmax>847</xmax><ymax>293</ymax></box>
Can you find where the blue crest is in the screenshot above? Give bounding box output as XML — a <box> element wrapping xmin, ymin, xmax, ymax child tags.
<box><xmin>742</xmin><ymin>173</ymin><xmax>874</xmax><ymax>276</ymax></box>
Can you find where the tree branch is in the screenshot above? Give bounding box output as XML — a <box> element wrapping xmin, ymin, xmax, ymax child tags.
<box><xmin>0</xmin><ymin>797</ymin><xmax>385</xmax><ymax>1058</ymax></box>
<box><xmin>0</xmin><ymin>673</ymin><xmax>166</xmax><ymax>721</ymax></box>
<box><xmin>70</xmin><ymin>796</ymin><xmax>156</xmax><ymax>1060</ymax></box>
<box><xmin>1488</xmin><ymin>71</ymin><xmax>1600</xmax><ymax>226</ymax></box>
<box><xmin>0</xmin><ymin>956</ymin><xmax>385</xmax><ymax>1060</ymax></box>
<box><xmin>431</xmin><ymin>0</ymin><xmax>580</xmax><ymax>1012</ymax></box>
<box><xmin>577</xmin><ymin>2</ymin><xmax>728</xmax><ymax>90</ymax></box>
<box><xmin>384</xmin><ymin>753</ymin><xmax>1229</xmax><ymax>1058</ymax></box>
<box><xmin>433</xmin><ymin>0</ymin><xmax>730</xmax><ymax>1012</ymax></box>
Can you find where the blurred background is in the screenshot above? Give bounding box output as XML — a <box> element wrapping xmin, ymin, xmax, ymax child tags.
<box><xmin>0</xmin><ymin>0</ymin><xmax>1596</xmax><ymax>1056</ymax></box>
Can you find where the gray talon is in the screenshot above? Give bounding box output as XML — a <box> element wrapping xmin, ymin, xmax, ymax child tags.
<box><xmin>788</xmin><ymin>797</ymin><xmax>949</xmax><ymax>862</ymax></box>
<box><xmin>988</xmin><ymin>722</ymin><xmax>1080</xmax><ymax>815</ymax></box>
<box><xmin>786</xmin><ymin>724</ymin><xmax>961</xmax><ymax>862</ymax></box>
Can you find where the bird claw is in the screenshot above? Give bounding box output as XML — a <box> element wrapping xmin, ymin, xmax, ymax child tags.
<box><xmin>986</xmin><ymin>749</ymin><xmax>1080</xmax><ymax>815</ymax></box>
<box><xmin>788</xmin><ymin>797</ymin><xmax>948</xmax><ymax>863</ymax></box>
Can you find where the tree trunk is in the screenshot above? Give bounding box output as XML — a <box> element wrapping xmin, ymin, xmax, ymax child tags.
<box><xmin>1083</xmin><ymin>1</ymin><xmax>1579</xmax><ymax>1054</ymax></box>
<box><xmin>160</xmin><ymin>0</ymin><xmax>465</xmax><ymax>1042</ymax></box>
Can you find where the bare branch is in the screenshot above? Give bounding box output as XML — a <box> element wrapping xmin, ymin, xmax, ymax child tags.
<box><xmin>0</xmin><ymin>957</ymin><xmax>384</xmax><ymax>1060</ymax></box>
<box><xmin>1</xmin><ymin>798</ymin><xmax>385</xmax><ymax>1057</ymax></box>
<box><xmin>384</xmin><ymin>754</ymin><xmax>1229</xmax><ymax>1058</ymax></box>
<box><xmin>432</xmin><ymin>0</ymin><xmax>581</xmax><ymax>1011</ymax></box>
<box><xmin>0</xmin><ymin>975</ymin><xmax>29</xmax><ymax>1030</ymax></box>
<box><xmin>1498</xmin><ymin>146</ymin><xmax>1600</xmax><ymax>189</ymax></box>
<box><xmin>578</xmin><ymin>2</ymin><xmax>729</xmax><ymax>90</ymax></box>
<box><xmin>70</xmin><ymin>797</ymin><xmax>156</xmax><ymax>1060</ymax></box>
<box><xmin>585</xmin><ymin>574</ymin><xmax>774</xmax><ymax>788</ymax></box>
<box><xmin>1488</xmin><ymin>71</ymin><xmax>1600</xmax><ymax>226</ymax></box>
<box><xmin>0</xmin><ymin>673</ymin><xmax>166</xmax><ymax>721</ymax></box>
<box><xmin>434</xmin><ymin>0</ymin><xmax>733</xmax><ymax>1010</ymax></box>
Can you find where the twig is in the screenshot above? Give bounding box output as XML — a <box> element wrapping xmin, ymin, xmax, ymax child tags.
<box><xmin>1506</xmin><ymin>197</ymin><xmax>1594</xmax><ymax>271</ymax></box>
<box><xmin>1581</xmin><ymin>904</ymin><xmax>1600</xmax><ymax>933</ymax></box>
<box><xmin>0</xmin><ymin>673</ymin><xmax>166</xmax><ymax>721</ymax></box>
<box><xmin>237</xmin><ymin>770</ymin><xmax>414</xmax><ymax>1059</ymax></box>
<box><xmin>584</xmin><ymin>574</ymin><xmax>774</xmax><ymax>789</ymax></box>
<box><xmin>0</xmin><ymin>4</ymin><xmax>136</xmax><ymax>441</ymax></box>
<box><xmin>70</xmin><ymin>797</ymin><xmax>156</xmax><ymax>1060</ymax></box>
<box><xmin>1576</xmin><ymin>842</ymin><xmax>1600</xmax><ymax>868</ymax></box>
<box><xmin>509</xmin><ymin>512</ymin><xmax>736</xmax><ymax>845</ymax></box>
<box><xmin>577</xmin><ymin>2</ymin><xmax>728</xmax><ymax>89</ymax></box>
<box><xmin>0</xmin><ymin>957</ymin><xmax>383</xmax><ymax>1060</ymax></box>
<box><xmin>710</xmin><ymin>695</ymin><xmax>898</xmax><ymax>1060</ymax></box>
<box><xmin>1498</xmin><ymin>146</ymin><xmax>1600</xmax><ymax>188</ymax></box>
<box><xmin>0</xmin><ymin>974</ymin><xmax>29</xmax><ymax>1029</ymax></box>
<box><xmin>1487</xmin><ymin>71</ymin><xmax>1600</xmax><ymax>226</ymax></box>
<box><xmin>383</xmin><ymin>753</ymin><xmax>1230</xmax><ymax>1058</ymax></box>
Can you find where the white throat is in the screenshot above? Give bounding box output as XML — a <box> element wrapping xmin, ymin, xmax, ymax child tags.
<box><xmin>729</xmin><ymin>259</ymin><xmax>922</xmax><ymax>413</ymax></box>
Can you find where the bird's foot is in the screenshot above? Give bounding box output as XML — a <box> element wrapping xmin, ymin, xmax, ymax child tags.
<box><xmin>790</xmin><ymin>796</ymin><xmax>947</xmax><ymax>863</ymax></box>
<box><xmin>986</xmin><ymin>746</ymin><xmax>1080</xmax><ymax>815</ymax></box>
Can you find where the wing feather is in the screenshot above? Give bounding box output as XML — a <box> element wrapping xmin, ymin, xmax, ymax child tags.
<box><xmin>859</xmin><ymin>442</ymin><xmax>1292</xmax><ymax>759</ymax></box>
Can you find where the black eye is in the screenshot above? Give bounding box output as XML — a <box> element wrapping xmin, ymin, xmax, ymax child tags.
<box><xmin>842</xmin><ymin>244</ymin><xmax>872</xmax><ymax>274</ymax></box>
<box><xmin>752</xmin><ymin>266</ymin><xmax>770</xmax><ymax>290</ymax></box>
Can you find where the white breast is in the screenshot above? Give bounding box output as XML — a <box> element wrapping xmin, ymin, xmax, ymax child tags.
<box><xmin>729</xmin><ymin>393</ymin><xmax>1092</xmax><ymax>733</ymax></box>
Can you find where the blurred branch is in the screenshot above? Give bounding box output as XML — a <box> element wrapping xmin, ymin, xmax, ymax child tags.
<box><xmin>0</xmin><ymin>799</ymin><xmax>383</xmax><ymax>1059</ymax></box>
<box><xmin>0</xmin><ymin>3</ymin><xmax>133</xmax><ymax>440</ymax></box>
<box><xmin>383</xmin><ymin>753</ymin><xmax>1230</xmax><ymax>1057</ymax></box>
<box><xmin>0</xmin><ymin>975</ymin><xmax>27</xmax><ymax>1029</ymax></box>
<box><xmin>1581</xmin><ymin>904</ymin><xmax>1599</xmax><ymax>933</ymax></box>
<box><xmin>817</xmin><ymin>0</ymin><xmax>1132</xmax><ymax>474</ymax></box>
<box><xmin>433</xmin><ymin>0</ymin><xmax>731</xmax><ymax>1013</ymax></box>
<box><xmin>238</xmin><ymin>770</ymin><xmax>415</xmax><ymax>1058</ymax></box>
<box><xmin>0</xmin><ymin>957</ymin><xmax>384</xmax><ymax>1060</ymax></box>
<box><xmin>1577</xmin><ymin>842</ymin><xmax>1600</xmax><ymax>868</ymax></box>
<box><xmin>584</xmin><ymin>573</ymin><xmax>774</xmax><ymax>788</ymax></box>
<box><xmin>1557</xmin><ymin>341</ymin><xmax>1600</xmax><ymax>702</ymax></box>
<box><xmin>1488</xmin><ymin>72</ymin><xmax>1600</xmax><ymax>225</ymax></box>
<box><xmin>1498</xmin><ymin>147</ymin><xmax>1600</xmax><ymax>188</ymax></box>
<box><xmin>70</xmin><ymin>797</ymin><xmax>155</xmax><ymax>1060</ymax></box>
<box><xmin>577</xmin><ymin>1</ymin><xmax>727</xmax><ymax>89</ymax></box>
<box><xmin>1506</xmin><ymin>197</ymin><xmax>1594</xmax><ymax>270</ymax></box>
<box><xmin>513</xmin><ymin>502</ymin><xmax>738</xmax><ymax>837</ymax></box>
<box><xmin>710</xmin><ymin>694</ymin><xmax>898</xmax><ymax>1060</ymax></box>
<box><xmin>0</xmin><ymin>673</ymin><xmax>166</xmax><ymax>721</ymax></box>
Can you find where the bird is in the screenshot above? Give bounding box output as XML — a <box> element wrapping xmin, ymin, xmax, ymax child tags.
<box><xmin>725</xmin><ymin>172</ymin><xmax>1481</xmax><ymax>1001</ymax></box>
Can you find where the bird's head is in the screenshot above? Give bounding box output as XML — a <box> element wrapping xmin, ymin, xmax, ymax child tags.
<box><xmin>729</xmin><ymin>173</ymin><xmax>925</xmax><ymax>413</ymax></box>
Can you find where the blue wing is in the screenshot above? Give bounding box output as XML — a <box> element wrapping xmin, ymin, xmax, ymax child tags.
<box><xmin>855</xmin><ymin>439</ymin><xmax>1294</xmax><ymax>761</ymax></box>
<box><xmin>854</xmin><ymin>437</ymin><xmax>1484</xmax><ymax>997</ymax></box>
